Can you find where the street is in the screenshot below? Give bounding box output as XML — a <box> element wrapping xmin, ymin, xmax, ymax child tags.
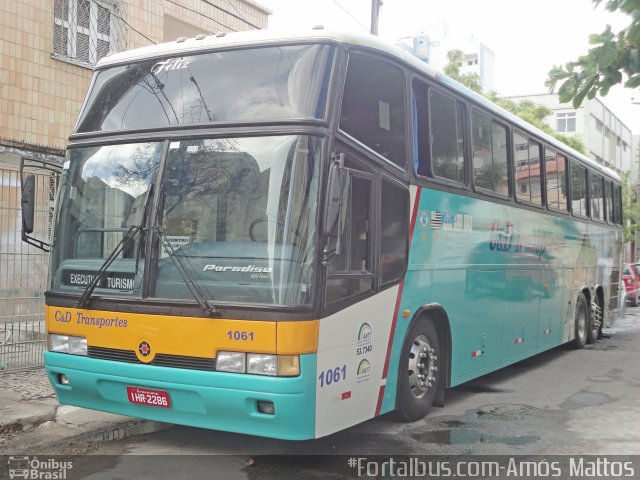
<box><xmin>23</xmin><ymin>309</ymin><xmax>640</xmax><ymax>479</ymax></box>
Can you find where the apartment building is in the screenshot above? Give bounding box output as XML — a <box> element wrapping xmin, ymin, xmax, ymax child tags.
<box><xmin>0</xmin><ymin>0</ymin><xmax>269</xmax><ymax>357</ymax></box>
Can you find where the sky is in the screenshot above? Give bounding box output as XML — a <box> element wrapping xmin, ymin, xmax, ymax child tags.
<box><xmin>259</xmin><ymin>0</ymin><xmax>640</xmax><ymax>133</ymax></box>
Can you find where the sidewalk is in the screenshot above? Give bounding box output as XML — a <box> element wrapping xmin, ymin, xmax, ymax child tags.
<box><xmin>0</xmin><ymin>368</ymin><xmax>167</xmax><ymax>454</ymax></box>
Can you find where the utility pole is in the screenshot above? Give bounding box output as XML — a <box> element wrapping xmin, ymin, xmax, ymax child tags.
<box><xmin>371</xmin><ymin>0</ymin><xmax>382</xmax><ymax>35</ymax></box>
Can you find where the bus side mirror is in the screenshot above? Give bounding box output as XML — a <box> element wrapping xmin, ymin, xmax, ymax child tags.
<box><xmin>21</xmin><ymin>174</ymin><xmax>36</xmax><ymax>234</ymax></box>
<box><xmin>323</xmin><ymin>154</ymin><xmax>350</xmax><ymax>264</ymax></box>
<box><xmin>323</xmin><ymin>154</ymin><xmax>349</xmax><ymax>237</ymax></box>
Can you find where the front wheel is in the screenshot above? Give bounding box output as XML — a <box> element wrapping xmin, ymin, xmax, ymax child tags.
<box><xmin>572</xmin><ymin>293</ymin><xmax>589</xmax><ymax>349</ymax></box>
<box><xmin>396</xmin><ymin>319</ymin><xmax>441</xmax><ymax>422</ymax></box>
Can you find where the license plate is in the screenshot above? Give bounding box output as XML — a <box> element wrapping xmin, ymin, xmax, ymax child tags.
<box><xmin>126</xmin><ymin>386</ymin><xmax>171</xmax><ymax>408</ymax></box>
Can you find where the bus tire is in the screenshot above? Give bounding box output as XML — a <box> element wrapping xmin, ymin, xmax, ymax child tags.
<box><xmin>573</xmin><ymin>293</ymin><xmax>589</xmax><ymax>349</ymax></box>
<box><xmin>397</xmin><ymin>319</ymin><xmax>440</xmax><ymax>422</ymax></box>
<box><xmin>587</xmin><ymin>294</ymin><xmax>602</xmax><ymax>344</ymax></box>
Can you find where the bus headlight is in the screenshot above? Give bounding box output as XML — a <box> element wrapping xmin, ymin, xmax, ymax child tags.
<box><xmin>48</xmin><ymin>334</ymin><xmax>88</xmax><ymax>356</ymax></box>
<box><xmin>216</xmin><ymin>352</ymin><xmax>300</xmax><ymax>376</ymax></box>
<box><xmin>216</xmin><ymin>351</ymin><xmax>246</xmax><ymax>373</ymax></box>
<box><xmin>247</xmin><ymin>354</ymin><xmax>277</xmax><ymax>376</ymax></box>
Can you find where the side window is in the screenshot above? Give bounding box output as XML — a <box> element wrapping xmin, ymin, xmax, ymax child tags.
<box><xmin>545</xmin><ymin>148</ymin><xmax>568</xmax><ymax>210</ymax></box>
<box><xmin>326</xmin><ymin>173</ymin><xmax>374</xmax><ymax>305</ymax></box>
<box><xmin>613</xmin><ymin>184</ymin><xmax>622</xmax><ymax>225</ymax></box>
<box><xmin>570</xmin><ymin>160</ymin><xmax>588</xmax><ymax>217</ymax></box>
<box><xmin>380</xmin><ymin>179</ymin><xmax>409</xmax><ymax>285</ymax></box>
<box><xmin>604</xmin><ymin>180</ymin><xmax>613</xmax><ymax>223</ymax></box>
<box><xmin>514</xmin><ymin>133</ymin><xmax>542</xmax><ymax>205</ymax></box>
<box><xmin>472</xmin><ymin>112</ymin><xmax>508</xmax><ymax>194</ymax></box>
<box><xmin>429</xmin><ymin>89</ymin><xmax>465</xmax><ymax>183</ymax></box>
<box><xmin>340</xmin><ymin>54</ymin><xmax>406</xmax><ymax>167</ymax></box>
<box><xmin>590</xmin><ymin>172</ymin><xmax>604</xmax><ymax>221</ymax></box>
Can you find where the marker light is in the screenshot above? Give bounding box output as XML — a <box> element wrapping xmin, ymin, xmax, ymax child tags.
<box><xmin>48</xmin><ymin>334</ymin><xmax>87</xmax><ymax>356</ymax></box>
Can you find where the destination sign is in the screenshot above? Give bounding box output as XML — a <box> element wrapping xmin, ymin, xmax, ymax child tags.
<box><xmin>62</xmin><ymin>270</ymin><xmax>136</xmax><ymax>290</ymax></box>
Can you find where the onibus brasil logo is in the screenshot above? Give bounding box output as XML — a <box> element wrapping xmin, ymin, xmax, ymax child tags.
<box><xmin>8</xmin><ymin>456</ymin><xmax>72</xmax><ymax>479</ymax></box>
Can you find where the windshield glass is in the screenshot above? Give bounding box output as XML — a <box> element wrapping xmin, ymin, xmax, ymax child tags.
<box><xmin>50</xmin><ymin>142</ymin><xmax>163</xmax><ymax>295</ymax></box>
<box><xmin>50</xmin><ymin>136</ymin><xmax>320</xmax><ymax>307</ymax></box>
<box><xmin>75</xmin><ymin>44</ymin><xmax>335</xmax><ymax>133</ymax></box>
<box><xmin>154</xmin><ymin>136</ymin><xmax>319</xmax><ymax>306</ymax></box>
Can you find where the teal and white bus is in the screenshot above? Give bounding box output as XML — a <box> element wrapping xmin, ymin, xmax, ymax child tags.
<box><xmin>23</xmin><ymin>29</ymin><xmax>623</xmax><ymax>440</ymax></box>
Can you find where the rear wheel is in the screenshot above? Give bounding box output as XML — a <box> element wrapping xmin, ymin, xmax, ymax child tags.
<box><xmin>397</xmin><ymin>319</ymin><xmax>440</xmax><ymax>421</ymax></box>
<box><xmin>588</xmin><ymin>295</ymin><xmax>602</xmax><ymax>344</ymax></box>
<box><xmin>573</xmin><ymin>293</ymin><xmax>589</xmax><ymax>349</ymax></box>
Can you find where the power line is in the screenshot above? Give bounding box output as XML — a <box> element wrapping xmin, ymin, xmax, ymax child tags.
<box><xmin>106</xmin><ymin>4</ymin><xmax>157</xmax><ymax>45</ymax></box>
<box><xmin>331</xmin><ymin>0</ymin><xmax>369</xmax><ymax>33</ymax></box>
<box><xmin>200</xmin><ymin>0</ymin><xmax>261</xmax><ymax>30</ymax></box>
<box><xmin>166</xmin><ymin>0</ymin><xmax>237</xmax><ymax>32</ymax></box>
<box><xmin>225</xmin><ymin>0</ymin><xmax>257</xmax><ymax>30</ymax></box>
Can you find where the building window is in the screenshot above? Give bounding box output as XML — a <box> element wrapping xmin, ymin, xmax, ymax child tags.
<box><xmin>594</xmin><ymin>118</ymin><xmax>603</xmax><ymax>133</ymax></box>
<box><xmin>556</xmin><ymin>112</ymin><xmax>576</xmax><ymax>132</ymax></box>
<box><xmin>54</xmin><ymin>0</ymin><xmax>122</xmax><ymax>66</ymax></box>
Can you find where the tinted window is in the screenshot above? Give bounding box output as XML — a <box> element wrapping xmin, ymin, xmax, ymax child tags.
<box><xmin>605</xmin><ymin>180</ymin><xmax>613</xmax><ymax>222</ymax></box>
<box><xmin>614</xmin><ymin>184</ymin><xmax>622</xmax><ymax>224</ymax></box>
<box><xmin>590</xmin><ymin>172</ymin><xmax>604</xmax><ymax>221</ymax></box>
<box><xmin>430</xmin><ymin>90</ymin><xmax>465</xmax><ymax>183</ymax></box>
<box><xmin>380</xmin><ymin>179</ymin><xmax>408</xmax><ymax>285</ymax></box>
<box><xmin>545</xmin><ymin>148</ymin><xmax>567</xmax><ymax>210</ymax></box>
<box><xmin>472</xmin><ymin>112</ymin><xmax>508</xmax><ymax>194</ymax></box>
<box><xmin>341</xmin><ymin>54</ymin><xmax>406</xmax><ymax>167</ymax></box>
<box><xmin>76</xmin><ymin>45</ymin><xmax>335</xmax><ymax>132</ymax></box>
<box><xmin>571</xmin><ymin>161</ymin><xmax>588</xmax><ymax>216</ymax></box>
<box><xmin>514</xmin><ymin>133</ymin><xmax>542</xmax><ymax>204</ymax></box>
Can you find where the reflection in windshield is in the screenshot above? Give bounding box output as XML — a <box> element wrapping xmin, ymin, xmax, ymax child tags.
<box><xmin>76</xmin><ymin>45</ymin><xmax>335</xmax><ymax>133</ymax></box>
<box><xmin>50</xmin><ymin>136</ymin><xmax>320</xmax><ymax>308</ymax></box>
<box><xmin>50</xmin><ymin>142</ymin><xmax>162</xmax><ymax>293</ymax></box>
<box><xmin>155</xmin><ymin>136</ymin><xmax>320</xmax><ymax>306</ymax></box>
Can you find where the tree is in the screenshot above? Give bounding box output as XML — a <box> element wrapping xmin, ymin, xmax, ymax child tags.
<box><xmin>443</xmin><ymin>50</ymin><xmax>483</xmax><ymax>94</ymax></box>
<box><xmin>546</xmin><ymin>0</ymin><xmax>640</xmax><ymax>107</ymax></box>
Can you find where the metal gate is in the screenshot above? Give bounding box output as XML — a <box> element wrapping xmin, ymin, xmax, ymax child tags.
<box><xmin>0</xmin><ymin>165</ymin><xmax>56</xmax><ymax>371</ymax></box>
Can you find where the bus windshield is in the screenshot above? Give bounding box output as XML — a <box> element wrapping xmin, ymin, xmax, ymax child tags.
<box><xmin>75</xmin><ymin>44</ymin><xmax>335</xmax><ymax>133</ymax></box>
<box><xmin>50</xmin><ymin>135</ymin><xmax>321</xmax><ymax>307</ymax></box>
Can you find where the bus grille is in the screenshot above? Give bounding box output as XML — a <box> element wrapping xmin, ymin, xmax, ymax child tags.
<box><xmin>87</xmin><ymin>346</ymin><xmax>217</xmax><ymax>371</ymax></box>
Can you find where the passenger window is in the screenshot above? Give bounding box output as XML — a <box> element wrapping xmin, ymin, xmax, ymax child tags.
<box><xmin>590</xmin><ymin>172</ymin><xmax>604</xmax><ymax>221</ymax></box>
<box><xmin>380</xmin><ymin>179</ymin><xmax>409</xmax><ymax>285</ymax></box>
<box><xmin>429</xmin><ymin>90</ymin><xmax>465</xmax><ymax>183</ymax></box>
<box><xmin>604</xmin><ymin>181</ymin><xmax>613</xmax><ymax>222</ymax></box>
<box><xmin>340</xmin><ymin>54</ymin><xmax>406</xmax><ymax>167</ymax></box>
<box><xmin>570</xmin><ymin>161</ymin><xmax>588</xmax><ymax>216</ymax></box>
<box><xmin>545</xmin><ymin>148</ymin><xmax>567</xmax><ymax>210</ymax></box>
<box><xmin>326</xmin><ymin>173</ymin><xmax>374</xmax><ymax>304</ymax></box>
<box><xmin>514</xmin><ymin>133</ymin><xmax>542</xmax><ymax>204</ymax></box>
<box><xmin>472</xmin><ymin>112</ymin><xmax>508</xmax><ymax>194</ymax></box>
<box><xmin>613</xmin><ymin>184</ymin><xmax>622</xmax><ymax>225</ymax></box>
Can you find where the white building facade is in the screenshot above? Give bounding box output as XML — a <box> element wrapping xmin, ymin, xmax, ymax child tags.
<box><xmin>504</xmin><ymin>94</ymin><xmax>634</xmax><ymax>179</ymax></box>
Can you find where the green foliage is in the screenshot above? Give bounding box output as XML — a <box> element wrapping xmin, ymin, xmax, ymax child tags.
<box><xmin>546</xmin><ymin>0</ymin><xmax>640</xmax><ymax>107</ymax></box>
<box><xmin>444</xmin><ymin>50</ymin><xmax>483</xmax><ymax>94</ymax></box>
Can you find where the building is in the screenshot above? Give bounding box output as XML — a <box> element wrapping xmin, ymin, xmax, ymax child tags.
<box><xmin>502</xmin><ymin>94</ymin><xmax>634</xmax><ymax>178</ymax></box>
<box><xmin>396</xmin><ymin>20</ymin><xmax>495</xmax><ymax>91</ymax></box>
<box><xmin>0</xmin><ymin>0</ymin><xmax>269</xmax><ymax>357</ymax></box>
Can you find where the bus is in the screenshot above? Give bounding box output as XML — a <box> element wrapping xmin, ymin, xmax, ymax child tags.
<box><xmin>21</xmin><ymin>29</ymin><xmax>624</xmax><ymax>440</ymax></box>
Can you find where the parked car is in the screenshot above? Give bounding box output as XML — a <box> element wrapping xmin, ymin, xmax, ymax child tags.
<box><xmin>622</xmin><ymin>264</ymin><xmax>640</xmax><ymax>306</ymax></box>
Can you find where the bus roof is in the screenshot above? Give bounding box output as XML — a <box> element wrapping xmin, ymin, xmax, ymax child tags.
<box><xmin>98</xmin><ymin>28</ymin><xmax>620</xmax><ymax>183</ymax></box>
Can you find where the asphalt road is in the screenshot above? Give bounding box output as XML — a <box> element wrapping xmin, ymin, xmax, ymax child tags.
<box><xmin>44</xmin><ymin>310</ymin><xmax>640</xmax><ymax>479</ymax></box>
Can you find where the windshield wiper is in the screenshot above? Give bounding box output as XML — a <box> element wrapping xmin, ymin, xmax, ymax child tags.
<box><xmin>157</xmin><ymin>227</ymin><xmax>219</xmax><ymax>317</ymax></box>
<box><xmin>76</xmin><ymin>225</ymin><xmax>142</xmax><ymax>309</ymax></box>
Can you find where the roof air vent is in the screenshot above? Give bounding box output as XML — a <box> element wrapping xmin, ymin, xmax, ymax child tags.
<box><xmin>195</xmin><ymin>34</ymin><xmax>207</xmax><ymax>40</ymax></box>
<box><xmin>215</xmin><ymin>32</ymin><xmax>227</xmax><ymax>37</ymax></box>
<box><xmin>176</xmin><ymin>37</ymin><xmax>187</xmax><ymax>43</ymax></box>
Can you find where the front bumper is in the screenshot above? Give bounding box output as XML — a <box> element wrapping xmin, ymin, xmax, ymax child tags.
<box><xmin>45</xmin><ymin>352</ymin><xmax>317</xmax><ymax>440</ymax></box>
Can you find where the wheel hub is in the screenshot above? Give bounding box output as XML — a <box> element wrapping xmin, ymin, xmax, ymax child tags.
<box><xmin>407</xmin><ymin>335</ymin><xmax>438</xmax><ymax>398</ymax></box>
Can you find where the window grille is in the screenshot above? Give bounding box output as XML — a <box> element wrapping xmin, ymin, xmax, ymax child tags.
<box><xmin>53</xmin><ymin>0</ymin><xmax>125</xmax><ymax>67</ymax></box>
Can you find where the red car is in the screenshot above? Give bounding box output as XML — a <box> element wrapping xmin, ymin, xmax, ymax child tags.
<box><xmin>622</xmin><ymin>264</ymin><xmax>640</xmax><ymax>306</ymax></box>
